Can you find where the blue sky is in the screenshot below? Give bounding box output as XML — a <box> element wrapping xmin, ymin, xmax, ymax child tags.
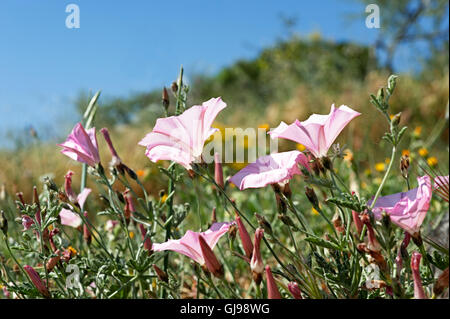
<box><xmin>0</xmin><ymin>0</ymin><xmax>424</xmax><ymax>147</ymax></box>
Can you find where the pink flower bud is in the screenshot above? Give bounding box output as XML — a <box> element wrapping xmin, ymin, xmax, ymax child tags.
<box><xmin>411</xmin><ymin>252</ymin><xmax>427</xmax><ymax>299</ymax></box>
<box><xmin>100</xmin><ymin>128</ymin><xmax>121</xmax><ymax>166</ymax></box>
<box><xmin>64</xmin><ymin>171</ymin><xmax>77</xmax><ymax>203</ymax></box>
<box><xmin>352</xmin><ymin>210</ymin><xmax>363</xmax><ymax>235</ymax></box>
<box><xmin>199</xmin><ymin>235</ymin><xmax>223</xmax><ymax>278</ymax></box>
<box><xmin>214</xmin><ymin>152</ymin><xmax>224</xmax><ymax>189</ymax></box>
<box><xmin>139</xmin><ymin>223</ymin><xmax>153</xmax><ymax>255</ymax></box>
<box><xmin>265</xmin><ymin>266</ymin><xmax>282</xmax><ymax>299</ymax></box>
<box><xmin>23</xmin><ymin>265</ymin><xmax>50</xmax><ymax>298</ymax></box>
<box><xmin>288</xmin><ymin>281</ymin><xmax>303</xmax><ymax>299</ymax></box>
<box><xmin>236</xmin><ymin>214</ymin><xmax>253</xmax><ymax>259</ymax></box>
<box><xmin>250</xmin><ymin>228</ymin><xmax>264</xmax><ymax>285</ymax></box>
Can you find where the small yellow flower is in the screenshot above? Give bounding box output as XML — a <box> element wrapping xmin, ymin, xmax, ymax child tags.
<box><xmin>418</xmin><ymin>148</ymin><xmax>428</xmax><ymax>157</ymax></box>
<box><xmin>129</xmin><ymin>231</ymin><xmax>135</xmax><ymax>239</ymax></box>
<box><xmin>152</xmin><ymin>278</ymin><xmax>157</xmax><ymax>289</ymax></box>
<box><xmin>343</xmin><ymin>150</ymin><xmax>353</xmax><ymax>162</ymax></box>
<box><xmin>389</xmin><ymin>114</ymin><xmax>395</xmax><ymax>120</ymax></box>
<box><xmin>136</xmin><ymin>169</ymin><xmax>146</xmax><ymax>178</ymax></box>
<box><xmin>402</xmin><ymin>149</ymin><xmax>410</xmax><ymax>157</ymax></box>
<box><xmin>296</xmin><ymin>144</ymin><xmax>306</xmax><ymax>152</ymax></box>
<box><xmin>161</xmin><ymin>194</ymin><xmax>168</xmax><ymax>203</ymax></box>
<box><xmin>68</xmin><ymin>246</ymin><xmax>77</xmax><ymax>255</ymax></box>
<box><xmin>48</xmin><ymin>224</ymin><xmax>54</xmax><ymax>231</ymax></box>
<box><xmin>384</xmin><ymin>158</ymin><xmax>391</xmax><ymax>165</ymax></box>
<box><xmin>361</xmin><ymin>182</ymin><xmax>367</xmax><ymax>189</ymax></box>
<box><xmin>258</xmin><ymin>123</ymin><xmax>270</xmax><ymax>131</ymax></box>
<box><xmin>413</xmin><ymin>126</ymin><xmax>422</xmax><ymax>137</ymax></box>
<box><xmin>427</xmin><ymin>157</ymin><xmax>438</xmax><ymax>167</ymax></box>
<box><xmin>311</xmin><ymin>207</ymin><xmax>319</xmax><ymax>216</ymax></box>
<box><xmin>375</xmin><ymin>162</ymin><xmax>386</xmax><ymax>172</ymax></box>
<box><xmin>0</xmin><ymin>284</ymin><xmax>4</xmax><ymax>289</ymax></box>
<box><xmin>364</xmin><ymin>168</ymin><xmax>372</xmax><ymax>177</ymax></box>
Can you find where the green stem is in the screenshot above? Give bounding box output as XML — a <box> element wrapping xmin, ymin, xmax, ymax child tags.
<box><xmin>369</xmin><ymin>146</ymin><xmax>397</xmax><ymax>210</ymax></box>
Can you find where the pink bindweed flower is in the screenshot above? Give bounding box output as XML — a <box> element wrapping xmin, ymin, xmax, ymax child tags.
<box><xmin>250</xmin><ymin>228</ymin><xmax>264</xmax><ymax>285</ymax></box>
<box><xmin>23</xmin><ymin>265</ymin><xmax>50</xmax><ymax>298</ymax></box>
<box><xmin>59</xmin><ymin>171</ymin><xmax>92</xmax><ymax>228</ymax></box>
<box><xmin>58</xmin><ymin>123</ymin><xmax>100</xmax><ymax>167</ymax></box>
<box><xmin>288</xmin><ymin>282</ymin><xmax>303</xmax><ymax>299</ymax></box>
<box><xmin>138</xmin><ymin>97</ymin><xmax>227</xmax><ymax>170</ymax></box>
<box><xmin>411</xmin><ymin>252</ymin><xmax>427</xmax><ymax>299</ymax></box>
<box><xmin>368</xmin><ymin>176</ymin><xmax>432</xmax><ymax>237</ymax></box>
<box><xmin>236</xmin><ymin>214</ymin><xmax>253</xmax><ymax>260</ymax></box>
<box><xmin>269</xmin><ymin>104</ymin><xmax>361</xmax><ymax>158</ymax></box>
<box><xmin>229</xmin><ymin>151</ymin><xmax>309</xmax><ymax>190</ymax></box>
<box><xmin>265</xmin><ymin>266</ymin><xmax>282</xmax><ymax>299</ymax></box>
<box><xmin>152</xmin><ymin>222</ymin><xmax>232</xmax><ymax>268</ymax></box>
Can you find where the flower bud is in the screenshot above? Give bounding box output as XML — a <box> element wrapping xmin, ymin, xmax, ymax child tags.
<box><xmin>64</xmin><ymin>171</ymin><xmax>77</xmax><ymax>203</ymax></box>
<box><xmin>265</xmin><ymin>266</ymin><xmax>282</xmax><ymax>299</ymax></box>
<box><xmin>254</xmin><ymin>213</ymin><xmax>272</xmax><ymax>236</ymax></box>
<box><xmin>332</xmin><ymin>212</ymin><xmax>345</xmax><ymax>234</ymax></box>
<box><xmin>46</xmin><ymin>249</ymin><xmax>61</xmax><ymax>272</ymax></box>
<box><xmin>287</xmin><ymin>282</ymin><xmax>302</xmax><ymax>299</ymax></box>
<box><xmin>391</xmin><ymin>112</ymin><xmax>401</xmax><ymax>127</ymax></box>
<box><xmin>162</xmin><ymin>87</ymin><xmax>170</xmax><ymax>111</ymax></box>
<box><xmin>250</xmin><ymin>228</ymin><xmax>264</xmax><ymax>285</ymax></box>
<box><xmin>400</xmin><ymin>154</ymin><xmax>410</xmax><ymax>179</ymax></box>
<box><xmin>23</xmin><ymin>265</ymin><xmax>50</xmax><ymax>298</ymax></box>
<box><xmin>100</xmin><ymin>128</ymin><xmax>122</xmax><ymax>169</ymax></box>
<box><xmin>0</xmin><ymin>210</ymin><xmax>7</xmax><ymax>235</ymax></box>
<box><xmin>236</xmin><ymin>214</ymin><xmax>253</xmax><ymax>259</ymax></box>
<box><xmin>153</xmin><ymin>264</ymin><xmax>169</xmax><ymax>283</ymax></box>
<box><xmin>139</xmin><ymin>224</ymin><xmax>153</xmax><ymax>255</ymax></box>
<box><xmin>214</xmin><ymin>152</ymin><xmax>224</xmax><ymax>189</ymax></box>
<box><xmin>411</xmin><ymin>251</ymin><xmax>427</xmax><ymax>299</ymax></box>
<box><xmin>352</xmin><ymin>210</ymin><xmax>363</xmax><ymax>235</ymax></box>
<box><xmin>305</xmin><ymin>186</ymin><xmax>319</xmax><ymax>208</ymax></box>
<box><xmin>199</xmin><ymin>235</ymin><xmax>223</xmax><ymax>278</ymax></box>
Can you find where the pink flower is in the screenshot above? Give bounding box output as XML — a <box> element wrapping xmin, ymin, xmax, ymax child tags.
<box><xmin>58</xmin><ymin>123</ymin><xmax>100</xmax><ymax>167</ymax></box>
<box><xmin>229</xmin><ymin>151</ymin><xmax>309</xmax><ymax>190</ymax></box>
<box><xmin>368</xmin><ymin>176</ymin><xmax>432</xmax><ymax>236</ymax></box>
<box><xmin>411</xmin><ymin>252</ymin><xmax>427</xmax><ymax>299</ymax></box>
<box><xmin>269</xmin><ymin>104</ymin><xmax>361</xmax><ymax>158</ymax></box>
<box><xmin>138</xmin><ymin>97</ymin><xmax>227</xmax><ymax>170</ymax></box>
<box><xmin>199</xmin><ymin>235</ymin><xmax>224</xmax><ymax>278</ymax></box>
<box><xmin>265</xmin><ymin>266</ymin><xmax>282</xmax><ymax>299</ymax></box>
<box><xmin>23</xmin><ymin>265</ymin><xmax>50</xmax><ymax>298</ymax></box>
<box><xmin>59</xmin><ymin>171</ymin><xmax>92</xmax><ymax>228</ymax></box>
<box><xmin>152</xmin><ymin>222</ymin><xmax>232</xmax><ymax>266</ymax></box>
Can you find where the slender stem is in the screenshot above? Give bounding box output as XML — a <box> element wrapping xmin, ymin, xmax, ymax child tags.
<box><xmin>369</xmin><ymin>146</ymin><xmax>397</xmax><ymax>210</ymax></box>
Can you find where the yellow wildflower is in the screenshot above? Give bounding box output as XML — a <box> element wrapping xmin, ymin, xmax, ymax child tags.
<box><xmin>136</xmin><ymin>169</ymin><xmax>146</xmax><ymax>178</ymax></box>
<box><xmin>311</xmin><ymin>207</ymin><xmax>319</xmax><ymax>216</ymax></box>
<box><xmin>384</xmin><ymin>158</ymin><xmax>391</xmax><ymax>164</ymax></box>
<box><xmin>402</xmin><ymin>149</ymin><xmax>410</xmax><ymax>157</ymax></box>
<box><xmin>364</xmin><ymin>168</ymin><xmax>372</xmax><ymax>177</ymax></box>
<box><xmin>129</xmin><ymin>231</ymin><xmax>135</xmax><ymax>239</ymax></box>
<box><xmin>296</xmin><ymin>144</ymin><xmax>306</xmax><ymax>152</ymax></box>
<box><xmin>361</xmin><ymin>182</ymin><xmax>368</xmax><ymax>189</ymax></box>
<box><xmin>427</xmin><ymin>157</ymin><xmax>438</xmax><ymax>167</ymax></box>
<box><xmin>375</xmin><ymin>163</ymin><xmax>386</xmax><ymax>172</ymax></box>
<box><xmin>68</xmin><ymin>246</ymin><xmax>77</xmax><ymax>255</ymax></box>
<box><xmin>418</xmin><ymin>148</ymin><xmax>428</xmax><ymax>157</ymax></box>
<box><xmin>161</xmin><ymin>194</ymin><xmax>168</xmax><ymax>203</ymax></box>
<box><xmin>343</xmin><ymin>149</ymin><xmax>353</xmax><ymax>162</ymax></box>
<box><xmin>413</xmin><ymin>126</ymin><xmax>422</xmax><ymax>137</ymax></box>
